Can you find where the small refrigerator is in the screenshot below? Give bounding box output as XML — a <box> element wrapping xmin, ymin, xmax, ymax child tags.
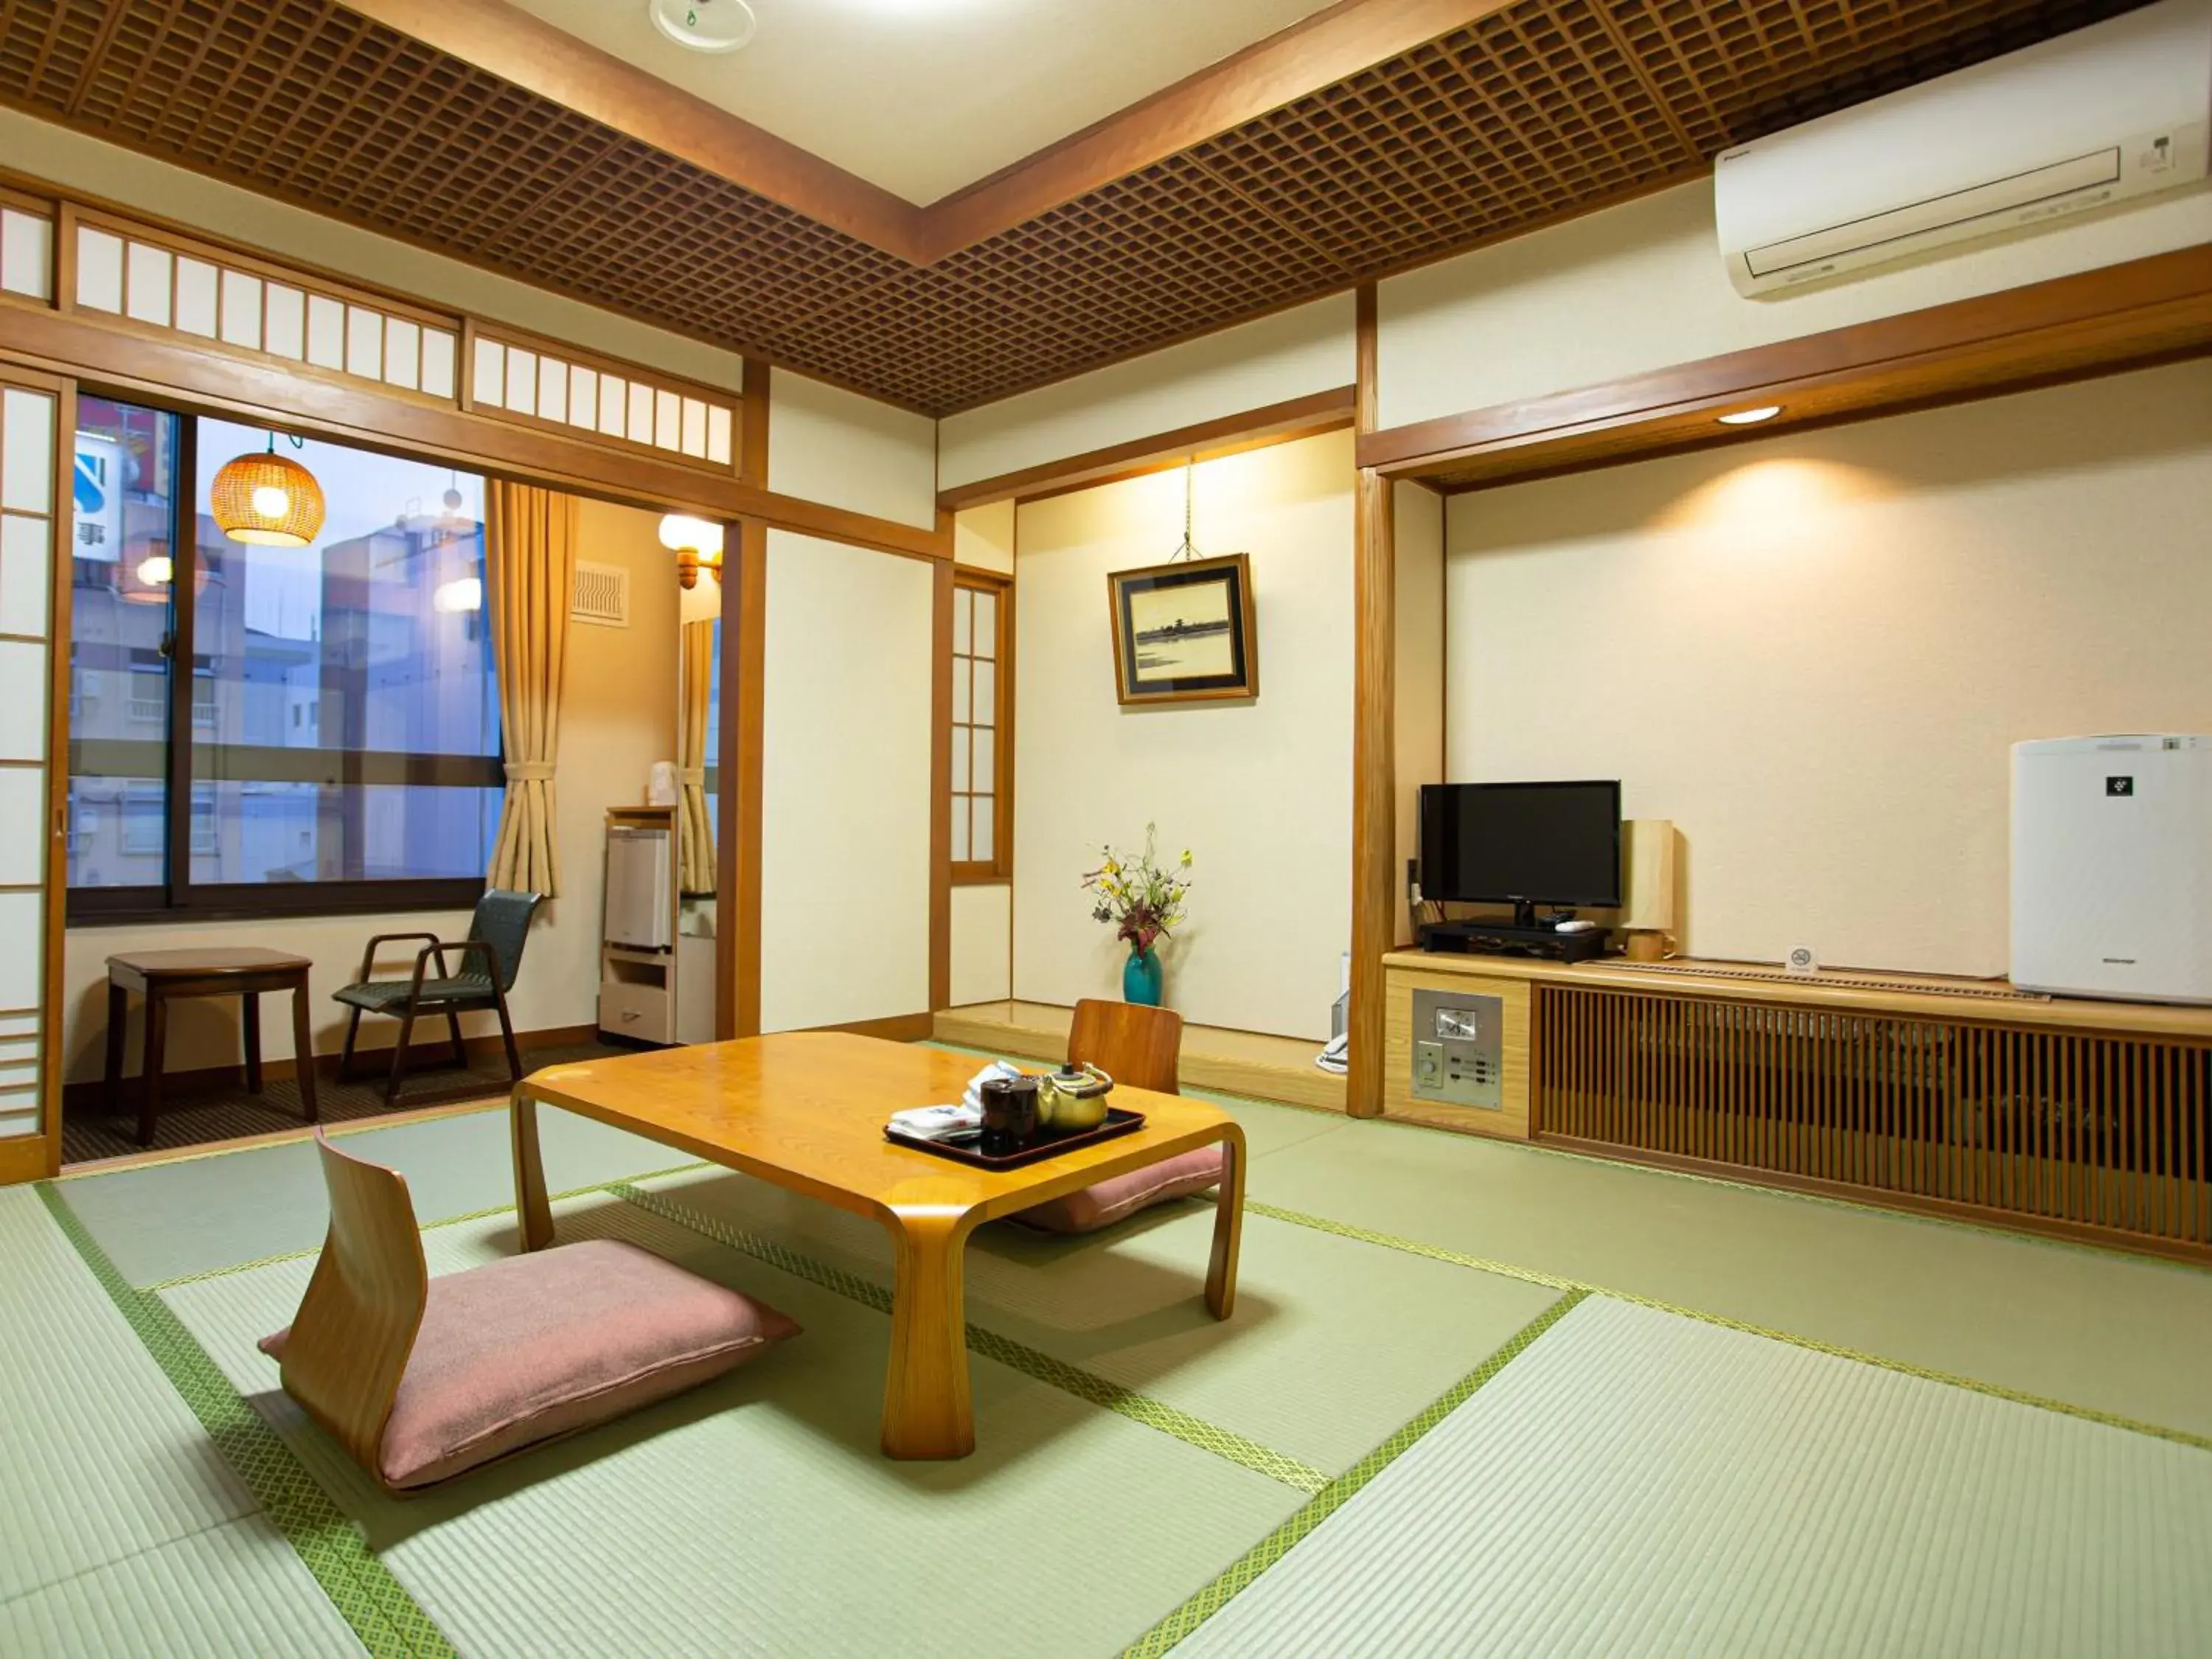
<box><xmin>604</xmin><ymin>824</ymin><xmax>672</xmax><ymax>951</ymax></box>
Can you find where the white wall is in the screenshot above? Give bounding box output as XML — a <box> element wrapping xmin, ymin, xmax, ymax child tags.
<box><xmin>1379</xmin><ymin>175</ymin><xmax>2212</xmax><ymax>430</ymax></box>
<box><xmin>949</xmin><ymin>883</ymin><xmax>1012</xmax><ymax>1006</ymax></box>
<box><xmin>1393</xmin><ymin>480</ymin><xmax>1444</xmax><ymax>950</ymax></box>
<box><xmin>953</xmin><ymin>501</ymin><xmax>1015</xmax><ymax>574</ymax></box>
<box><xmin>768</xmin><ymin>369</ymin><xmax>940</xmax><ymax>530</ymax></box>
<box><xmin>61</xmin><ymin>497</ymin><xmax>678</xmax><ymax>1078</ymax></box>
<box><xmin>759</xmin><ymin>532</ymin><xmax>933</xmax><ymax>1031</ymax></box>
<box><xmin>1443</xmin><ymin>358</ymin><xmax>2212</xmax><ymax>978</ymax></box>
<box><xmin>937</xmin><ymin>294</ymin><xmax>1356</xmax><ymax>490</ymax></box>
<box><xmin>1012</xmin><ymin>429</ymin><xmax>1354</xmax><ymax>1040</ymax></box>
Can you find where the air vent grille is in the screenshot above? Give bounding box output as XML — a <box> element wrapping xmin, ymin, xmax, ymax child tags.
<box><xmin>571</xmin><ymin>560</ymin><xmax>630</xmax><ymax>627</ymax></box>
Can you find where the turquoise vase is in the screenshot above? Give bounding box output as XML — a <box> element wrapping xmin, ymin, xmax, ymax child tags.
<box><xmin>1122</xmin><ymin>945</ymin><xmax>1164</xmax><ymax>1006</ymax></box>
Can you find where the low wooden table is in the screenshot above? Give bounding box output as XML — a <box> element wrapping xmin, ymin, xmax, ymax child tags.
<box><xmin>510</xmin><ymin>1032</ymin><xmax>1245</xmax><ymax>1460</ymax></box>
<box><xmin>104</xmin><ymin>948</ymin><xmax>320</xmax><ymax>1147</ymax></box>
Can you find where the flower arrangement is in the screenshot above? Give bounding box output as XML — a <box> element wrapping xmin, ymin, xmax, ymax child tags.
<box><xmin>1083</xmin><ymin>824</ymin><xmax>1193</xmax><ymax>953</ymax></box>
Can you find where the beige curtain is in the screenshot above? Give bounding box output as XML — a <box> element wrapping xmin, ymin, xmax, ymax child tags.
<box><xmin>676</xmin><ymin>618</ymin><xmax>717</xmax><ymax>894</ymax></box>
<box><xmin>486</xmin><ymin>481</ymin><xmax>578</xmax><ymax>896</ymax></box>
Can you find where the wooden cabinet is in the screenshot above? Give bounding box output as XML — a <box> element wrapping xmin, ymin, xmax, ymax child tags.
<box><xmin>1382</xmin><ymin>950</ymin><xmax>2212</xmax><ymax>1262</ymax></box>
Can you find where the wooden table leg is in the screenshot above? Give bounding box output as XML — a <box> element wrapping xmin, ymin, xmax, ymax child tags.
<box><xmin>137</xmin><ymin>990</ymin><xmax>167</xmax><ymax>1147</ymax></box>
<box><xmin>291</xmin><ymin>979</ymin><xmax>320</xmax><ymax>1124</ymax></box>
<box><xmin>1206</xmin><ymin>1128</ymin><xmax>1247</xmax><ymax>1321</ymax></box>
<box><xmin>102</xmin><ymin>980</ymin><xmax>127</xmax><ymax>1118</ymax></box>
<box><xmin>880</xmin><ymin>1210</ymin><xmax>974</xmax><ymax>1460</ymax></box>
<box><xmin>511</xmin><ymin>1092</ymin><xmax>554</xmax><ymax>1251</ymax></box>
<box><xmin>242</xmin><ymin>992</ymin><xmax>262</xmax><ymax>1093</ymax></box>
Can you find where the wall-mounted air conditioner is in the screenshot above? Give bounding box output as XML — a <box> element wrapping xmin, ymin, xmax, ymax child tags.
<box><xmin>1715</xmin><ymin>0</ymin><xmax>2211</xmax><ymax>297</ymax></box>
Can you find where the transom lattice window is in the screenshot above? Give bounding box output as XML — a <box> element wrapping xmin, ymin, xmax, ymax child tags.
<box><xmin>950</xmin><ymin>574</ymin><xmax>1010</xmax><ymax>880</ymax></box>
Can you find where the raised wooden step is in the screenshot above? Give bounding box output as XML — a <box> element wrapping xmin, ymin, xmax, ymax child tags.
<box><xmin>933</xmin><ymin>1000</ymin><xmax>1346</xmax><ymax>1115</ymax></box>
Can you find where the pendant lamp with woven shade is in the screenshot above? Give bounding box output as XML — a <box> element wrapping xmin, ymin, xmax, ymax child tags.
<box><xmin>212</xmin><ymin>436</ymin><xmax>326</xmax><ymax>546</ymax></box>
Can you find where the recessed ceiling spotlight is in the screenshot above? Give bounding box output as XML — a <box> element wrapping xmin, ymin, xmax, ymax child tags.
<box><xmin>649</xmin><ymin>0</ymin><xmax>757</xmax><ymax>54</ymax></box>
<box><xmin>1716</xmin><ymin>405</ymin><xmax>1784</xmax><ymax>426</ymax></box>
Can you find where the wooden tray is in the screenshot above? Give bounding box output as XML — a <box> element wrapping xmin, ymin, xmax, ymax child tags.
<box><xmin>885</xmin><ymin>1107</ymin><xmax>1146</xmax><ymax>1170</ymax></box>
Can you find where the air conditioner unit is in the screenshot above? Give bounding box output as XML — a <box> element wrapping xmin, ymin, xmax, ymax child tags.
<box><xmin>1715</xmin><ymin>0</ymin><xmax>2211</xmax><ymax>297</ymax></box>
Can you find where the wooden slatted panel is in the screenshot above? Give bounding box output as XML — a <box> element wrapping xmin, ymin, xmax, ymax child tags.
<box><xmin>0</xmin><ymin>0</ymin><xmax>2148</xmax><ymax>414</ymax></box>
<box><xmin>1534</xmin><ymin>984</ymin><xmax>2212</xmax><ymax>1258</ymax></box>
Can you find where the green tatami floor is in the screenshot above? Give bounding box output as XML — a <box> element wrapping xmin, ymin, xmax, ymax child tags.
<box><xmin>12</xmin><ymin>1068</ymin><xmax>2212</xmax><ymax>1656</ymax></box>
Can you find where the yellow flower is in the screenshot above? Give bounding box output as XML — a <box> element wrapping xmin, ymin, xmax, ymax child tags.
<box><xmin>1179</xmin><ymin>849</ymin><xmax>1193</xmax><ymax>868</ymax></box>
<box><xmin>1104</xmin><ymin>858</ymin><xmax>1120</xmax><ymax>876</ymax></box>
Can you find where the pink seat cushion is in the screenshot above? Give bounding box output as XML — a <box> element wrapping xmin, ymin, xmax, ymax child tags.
<box><xmin>1015</xmin><ymin>1144</ymin><xmax>1229</xmax><ymax>1234</ymax></box>
<box><xmin>261</xmin><ymin>1238</ymin><xmax>797</xmax><ymax>1489</ymax></box>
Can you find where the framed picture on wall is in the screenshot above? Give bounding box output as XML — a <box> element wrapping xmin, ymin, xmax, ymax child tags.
<box><xmin>1106</xmin><ymin>553</ymin><xmax>1259</xmax><ymax>706</ymax></box>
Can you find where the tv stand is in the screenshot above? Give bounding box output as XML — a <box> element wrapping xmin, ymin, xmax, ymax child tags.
<box><xmin>1419</xmin><ymin>919</ymin><xmax>1610</xmax><ymax>964</ymax></box>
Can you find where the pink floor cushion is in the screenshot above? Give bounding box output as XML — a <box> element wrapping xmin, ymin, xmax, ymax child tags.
<box><xmin>262</xmin><ymin>1238</ymin><xmax>798</xmax><ymax>1489</ymax></box>
<box><xmin>1016</xmin><ymin>1144</ymin><xmax>1229</xmax><ymax>1234</ymax></box>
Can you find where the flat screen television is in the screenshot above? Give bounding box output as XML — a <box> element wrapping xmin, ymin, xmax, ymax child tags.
<box><xmin>1419</xmin><ymin>781</ymin><xmax>1622</xmax><ymax>924</ymax></box>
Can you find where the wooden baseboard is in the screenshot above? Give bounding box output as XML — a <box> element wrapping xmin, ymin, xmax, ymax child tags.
<box><xmin>805</xmin><ymin>1012</ymin><xmax>935</xmax><ymax>1043</ymax></box>
<box><xmin>63</xmin><ymin>1022</ymin><xmax>601</xmax><ymax>1114</ymax></box>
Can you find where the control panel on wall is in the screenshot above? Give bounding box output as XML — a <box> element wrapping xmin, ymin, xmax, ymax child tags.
<box><xmin>1411</xmin><ymin>988</ymin><xmax>1503</xmax><ymax>1110</ymax></box>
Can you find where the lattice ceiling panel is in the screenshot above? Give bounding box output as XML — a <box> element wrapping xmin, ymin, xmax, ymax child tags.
<box><xmin>0</xmin><ymin>0</ymin><xmax>2152</xmax><ymax>414</ymax></box>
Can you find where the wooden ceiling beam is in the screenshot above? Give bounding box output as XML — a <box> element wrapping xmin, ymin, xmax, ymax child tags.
<box><xmin>1360</xmin><ymin>247</ymin><xmax>2212</xmax><ymax>491</ymax></box>
<box><xmin>341</xmin><ymin>0</ymin><xmax>933</xmax><ymax>262</ymax></box>
<box><xmin>346</xmin><ymin>0</ymin><xmax>1502</xmax><ymax>266</ymax></box>
<box><xmin>915</xmin><ymin>0</ymin><xmax>1512</xmax><ymax>258</ymax></box>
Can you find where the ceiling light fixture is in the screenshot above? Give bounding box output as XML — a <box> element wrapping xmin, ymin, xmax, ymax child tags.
<box><xmin>211</xmin><ymin>433</ymin><xmax>326</xmax><ymax>546</ymax></box>
<box><xmin>649</xmin><ymin>0</ymin><xmax>757</xmax><ymax>54</ymax></box>
<box><xmin>1717</xmin><ymin>406</ymin><xmax>1784</xmax><ymax>426</ymax></box>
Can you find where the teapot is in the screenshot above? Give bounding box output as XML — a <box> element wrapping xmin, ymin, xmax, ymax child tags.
<box><xmin>1034</xmin><ymin>1062</ymin><xmax>1114</xmax><ymax>1133</ymax></box>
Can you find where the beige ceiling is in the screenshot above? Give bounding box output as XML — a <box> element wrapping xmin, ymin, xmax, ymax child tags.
<box><xmin>504</xmin><ymin>0</ymin><xmax>1338</xmax><ymax>205</ymax></box>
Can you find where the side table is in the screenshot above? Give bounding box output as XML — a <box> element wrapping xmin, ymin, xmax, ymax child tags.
<box><xmin>103</xmin><ymin>949</ymin><xmax>319</xmax><ymax>1147</ymax></box>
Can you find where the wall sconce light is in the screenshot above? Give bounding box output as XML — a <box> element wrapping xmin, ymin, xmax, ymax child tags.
<box><xmin>658</xmin><ymin>514</ymin><xmax>726</xmax><ymax>588</ymax></box>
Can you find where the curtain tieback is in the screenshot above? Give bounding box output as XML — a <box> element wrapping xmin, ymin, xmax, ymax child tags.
<box><xmin>504</xmin><ymin>761</ymin><xmax>557</xmax><ymax>783</ymax></box>
<box><xmin>678</xmin><ymin>768</ymin><xmax>706</xmax><ymax>787</ymax></box>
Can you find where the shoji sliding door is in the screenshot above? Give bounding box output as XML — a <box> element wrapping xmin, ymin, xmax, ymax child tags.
<box><xmin>0</xmin><ymin>369</ymin><xmax>63</xmax><ymax>1178</ymax></box>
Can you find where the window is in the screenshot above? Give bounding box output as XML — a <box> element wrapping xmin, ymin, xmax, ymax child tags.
<box><xmin>949</xmin><ymin>572</ymin><xmax>1010</xmax><ymax>880</ymax></box>
<box><xmin>68</xmin><ymin>398</ymin><xmax>503</xmax><ymax>918</ymax></box>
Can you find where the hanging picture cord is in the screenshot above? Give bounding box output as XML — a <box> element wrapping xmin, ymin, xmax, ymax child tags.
<box><xmin>1166</xmin><ymin>457</ymin><xmax>1201</xmax><ymax>563</ymax></box>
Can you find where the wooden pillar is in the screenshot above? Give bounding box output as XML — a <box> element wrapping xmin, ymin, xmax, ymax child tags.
<box><xmin>720</xmin><ymin>357</ymin><xmax>771</xmax><ymax>1040</ymax></box>
<box><xmin>928</xmin><ymin>532</ymin><xmax>954</xmax><ymax>1014</ymax></box>
<box><xmin>1349</xmin><ymin>285</ymin><xmax>1392</xmax><ymax>1119</ymax></box>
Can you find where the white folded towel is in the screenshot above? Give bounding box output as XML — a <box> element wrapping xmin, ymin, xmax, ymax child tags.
<box><xmin>888</xmin><ymin>1103</ymin><xmax>981</xmax><ymax>1141</ymax></box>
<box><xmin>888</xmin><ymin>1062</ymin><xmax>1029</xmax><ymax>1141</ymax></box>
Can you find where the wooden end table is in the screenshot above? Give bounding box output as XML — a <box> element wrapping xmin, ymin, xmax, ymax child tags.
<box><xmin>104</xmin><ymin>948</ymin><xmax>320</xmax><ymax>1147</ymax></box>
<box><xmin>511</xmin><ymin>1032</ymin><xmax>1245</xmax><ymax>1461</ymax></box>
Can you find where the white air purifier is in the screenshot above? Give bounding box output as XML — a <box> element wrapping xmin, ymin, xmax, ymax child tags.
<box><xmin>2010</xmin><ymin>735</ymin><xmax>2212</xmax><ymax>1004</ymax></box>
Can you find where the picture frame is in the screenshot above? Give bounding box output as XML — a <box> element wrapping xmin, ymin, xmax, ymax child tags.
<box><xmin>1106</xmin><ymin>552</ymin><xmax>1259</xmax><ymax>706</ymax></box>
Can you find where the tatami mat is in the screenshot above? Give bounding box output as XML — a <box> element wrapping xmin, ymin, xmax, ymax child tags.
<box><xmin>0</xmin><ymin>1516</ymin><xmax>367</xmax><ymax>1659</ymax></box>
<box><xmin>641</xmin><ymin>1166</ymin><xmax>1560</xmax><ymax>1476</ymax></box>
<box><xmin>56</xmin><ymin>1106</ymin><xmax>695</xmax><ymax>1288</ymax></box>
<box><xmin>1248</xmin><ymin>1114</ymin><xmax>2212</xmax><ymax>1440</ymax></box>
<box><xmin>164</xmin><ymin>1193</ymin><xmax>1307</xmax><ymax>1659</ymax></box>
<box><xmin>1177</xmin><ymin>1296</ymin><xmax>2212</xmax><ymax>1659</ymax></box>
<box><xmin>0</xmin><ymin>1188</ymin><xmax>257</xmax><ymax>1604</ymax></box>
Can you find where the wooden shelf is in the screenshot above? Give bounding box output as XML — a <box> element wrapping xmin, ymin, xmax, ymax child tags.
<box><xmin>1358</xmin><ymin>246</ymin><xmax>2212</xmax><ymax>493</ymax></box>
<box><xmin>933</xmin><ymin>1000</ymin><xmax>1346</xmax><ymax>1114</ymax></box>
<box><xmin>1382</xmin><ymin>950</ymin><xmax>2212</xmax><ymax>1042</ymax></box>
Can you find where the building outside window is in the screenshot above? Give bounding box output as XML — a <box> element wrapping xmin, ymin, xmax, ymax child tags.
<box><xmin>67</xmin><ymin>398</ymin><xmax>504</xmax><ymax>917</ymax></box>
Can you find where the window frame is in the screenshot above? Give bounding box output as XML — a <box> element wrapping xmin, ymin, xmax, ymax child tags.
<box><xmin>949</xmin><ymin>568</ymin><xmax>1012</xmax><ymax>885</ymax></box>
<box><xmin>64</xmin><ymin>392</ymin><xmax>500</xmax><ymax>925</ymax></box>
